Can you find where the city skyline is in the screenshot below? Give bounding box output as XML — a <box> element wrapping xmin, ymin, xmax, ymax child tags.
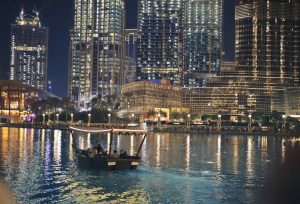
<box><xmin>0</xmin><ymin>0</ymin><xmax>235</xmax><ymax>97</ymax></box>
<box><xmin>10</xmin><ymin>8</ymin><xmax>49</xmax><ymax>91</ymax></box>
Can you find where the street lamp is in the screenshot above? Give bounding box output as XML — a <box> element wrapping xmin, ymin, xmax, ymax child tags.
<box><xmin>187</xmin><ymin>114</ymin><xmax>191</xmax><ymax>128</ymax></box>
<box><xmin>56</xmin><ymin>113</ymin><xmax>59</xmax><ymax>124</ymax></box>
<box><xmin>218</xmin><ymin>114</ymin><xmax>221</xmax><ymax>130</ymax></box>
<box><xmin>88</xmin><ymin>113</ymin><xmax>91</xmax><ymax>126</ymax></box>
<box><xmin>42</xmin><ymin>113</ymin><xmax>45</xmax><ymax>125</ymax></box>
<box><xmin>108</xmin><ymin>113</ymin><xmax>111</xmax><ymax>124</ymax></box>
<box><xmin>248</xmin><ymin>114</ymin><xmax>252</xmax><ymax>132</ymax></box>
<box><xmin>282</xmin><ymin>115</ymin><xmax>286</xmax><ymax>132</ymax></box>
<box><xmin>131</xmin><ymin>113</ymin><xmax>134</xmax><ymax>123</ymax></box>
<box><xmin>70</xmin><ymin>113</ymin><xmax>74</xmax><ymax>124</ymax></box>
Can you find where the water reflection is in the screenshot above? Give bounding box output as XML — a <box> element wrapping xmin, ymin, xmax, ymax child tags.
<box><xmin>185</xmin><ymin>135</ymin><xmax>190</xmax><ymax>174</ymax></box>
<box><xmin>0</xmin><ymin>127</ymin><xmax>290</xmax><ymax>203</ymax></box>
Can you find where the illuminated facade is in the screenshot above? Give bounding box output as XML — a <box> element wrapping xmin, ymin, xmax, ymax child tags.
<box><xmin>285</xmin><ymin>87</ymin><xmax>300</xmax><ymax>116</ymax></box>
<box><xmin>10</xmin><ymin>8</ymin><xmax>48</xmax><ymax>91</ymax></box>
<box><xmin>124</xmin><ymin>57</ymin><xmax>136</xmax><ymax>84</ymax></box>
<box><xmin>124</xmin><ymin>29</ymin><xmax>138</xmax><ymax>84</ymax></box>
<box><xmin>183</xmin><ymin>0</ymin><xmax>223</xmax><ymax>87</ymax></box>
<box><xmin>183</xmin><ymin>76</ymin><xmax>286</xmax><ymax>116</ymax></box>
<box><xmin>137</xmin><ymin>0</ymin><xmax>223</xmax><ymax>87</ymax></box>
<box><xmin>69</xmin><ymin>0</ymin><xmax>125</xmax><ymax>110</ymax></box>
<box><xmin>235</xmin><ymin>0</ymin><xmax>300</xmax><ymax>86</ymax></box>
<box><xmin>120</xmin><ymin>81</ymin><xmax>182</xmax><ymax>116</ymax></box>
<box><xmin>137</xmin><ymin>0</ymin><xmax>184</xmax><ymax>84</ymax></box>
<box><xmin>125</xmin><ymin>29</ymin><xmax>138</xmax><ymax>60</ymax></box>
<box><xmin>0</xmin><ymin>80</ymin><xmax>57</xmax><ymax>122</ymax></box>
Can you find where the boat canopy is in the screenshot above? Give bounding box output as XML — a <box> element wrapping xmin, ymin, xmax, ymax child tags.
<box><xmin>69</xmin><ymin>126</ymin><xmax>148</xmax><ymax>135</ymax></box>
<box><xmin>70</xmin><ymin>125</ymin><xmax>149</xmax><ymax>157</ymax></box>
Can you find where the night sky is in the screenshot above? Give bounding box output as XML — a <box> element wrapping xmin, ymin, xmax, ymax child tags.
<box><xmin>0</xmin><ymin>0</ymin><xmax>235</xmax><ymax>97</ymax></box>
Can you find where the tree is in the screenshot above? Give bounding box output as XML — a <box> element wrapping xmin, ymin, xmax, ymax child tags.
<box><xmin>252</xmin><ymin>112</ymin><xmax>267</xmax><ymax>126</ymax></box>
<box><xmin>159</xmin><ymin>110</ymin><xmax>167</xmax><ymax>118</ymax></box>
<box><xmin>269</xmin><ymin>111</ymin><xmax>283</xmax><ymax>129</ymax></box>
<box><xmin>170</xmin><ymin>111</ymin><xmax>182</xmax><ymax>121</ymax></box>
<box><xmin>148</xmin><ymin>110</ymin><xmax>156</xmax><ymax>117</ymax></box>
<box><xmin>201</xmin><ymin>114</ymin><xmax>210</xmax><ymax>122</ymax></box>
<box><xmin>191</xmin><ymin>114</ymin><xmax>199</xmax><ymax>121</ymax></box>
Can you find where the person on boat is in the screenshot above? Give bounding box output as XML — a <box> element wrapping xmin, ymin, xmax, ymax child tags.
<box><xmin>88</xmin><ymin>146</ymin><xmax>97</xmax><ymax>158</ymax></box>
<box><xmin>122</xmin><ymin>151</ymin><xmax>128</xmax><ymax>158</ymax></box>
<box><xmin>111</xmin><ymin>150</ymin><xmax>119</xmax><ymax>158</ymax></box>
<box><xmin>120</xmin><ymin>150</ymin><xmax>124</xmax><ymax>157</ymax></box>
<box><xmin>97</xmin><ymin>144</ymin><xmax>104</xmax><ymax>154</ymax></box>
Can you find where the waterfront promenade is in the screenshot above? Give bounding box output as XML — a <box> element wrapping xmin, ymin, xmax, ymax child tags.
<box><xmin>1</xmin><ymin>122</ymin><xmax>299</xmax><ymax>137</ymax></box>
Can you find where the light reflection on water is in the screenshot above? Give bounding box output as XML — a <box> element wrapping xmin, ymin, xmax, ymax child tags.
<box><xmin>0</xmin><ymin>127</ymin><xmax>290</xmax><ymax>203</ymax></box>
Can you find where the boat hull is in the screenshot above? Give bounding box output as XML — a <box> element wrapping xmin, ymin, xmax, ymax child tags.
<box><xmin>76</xmin><ymin>154</ymin><xmax>140</xmax><ymax>170</ymax></box>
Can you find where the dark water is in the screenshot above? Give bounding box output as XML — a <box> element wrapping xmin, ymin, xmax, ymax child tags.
<box><xmin>0</xmin><ymin>127</ymin><xmax>289</xmax><ymax>203</ymax></box>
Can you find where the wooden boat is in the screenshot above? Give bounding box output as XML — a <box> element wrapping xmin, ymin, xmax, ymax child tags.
<box><xmin>70</xmin><ymin>126</ymin><xmax>148</xmax><ymax>170</ymax></box>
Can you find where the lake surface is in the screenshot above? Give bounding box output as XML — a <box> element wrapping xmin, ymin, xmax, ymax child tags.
<box><xmin>0</xmin><ymin>127</ymin><xmax>291</xmax><ymax>203</ymax></box>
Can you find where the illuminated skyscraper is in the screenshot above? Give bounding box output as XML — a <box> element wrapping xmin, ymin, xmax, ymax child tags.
<box><xmin>183</xmin><ymin>0</ymin><xmax>223</xmax><ymax>87</ymax></box>
<box><xmin>137</xmin><ymin>0</ymin><xmax>184</xmax><ymax>84</ymax></box>
<box><xmin>69</xmin><ymin>0</ymin><xmax>125</xmax><ymax>110</ymax></box>
<box><xmin>235</xmin><ymin>0</ymin><xmax>300</xmax><ymax>87</ymax></box>
<box><xmin>10</xmin><ymin>8</ymin><xmax>48</xmax><ymax>91</ymax></box>
<box><xmin>125</xmin><ymin>29</ymin><xmax>138</xmax><ymax>60</ymax></box>
<box><xmin>137</xmin><ymin>0</ymin><xmax>223</xmax><ymax>87</ymax></box>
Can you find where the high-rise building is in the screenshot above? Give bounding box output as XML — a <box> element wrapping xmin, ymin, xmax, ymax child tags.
<box><xmin>137</xmin><ymin>0</ymin><xmax>223</xmax><ymax>87</ymax></box>
<box><xmin>69</xmin><ymin>0</ymin><xmax>125</xmax><ymax>110</ymax></box>
<box><xmin>137</xmin><ymin>0</ymin><xmax>184</xmax><ymax>84</ymax></box>
<box><xmin>10</xmin><ymin>8</ymin><xmax>48</xmax><ymax>91</ymax></box>
<box><xmin>235</xmin><ymin>0</ymin><xmax>300</xmax><ymax>87</ymax></box>
<box><xmin>125</xmin><ymin>29</ymin><xmax>138</xmax><ymax>60</ymax></box>
<box><xmin>183</xmin><ymin>0</ymin><xmax>223</xmax><ymax>88</ymax></box>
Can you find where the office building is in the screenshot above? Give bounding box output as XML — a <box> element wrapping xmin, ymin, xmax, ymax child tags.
<box><xmin>137</xmin><ymin>0</ymin><xmax>223</xmax><ymax>87</ymax></box>
<box><xmin>69</xmin><ymin>0</ymin><xmax>125</xmax><ymax>110</ymax></box>
<box><xmin>235</xmin><ymin>0</ymin><xmax>300</xmax><ymax>87</ymax></box>
<box><xmin>10</xmin><ymin>8</ymin><xmax>48</xmax><ymax>91</ymax></box>
<box><xmin>125</xmin><ymin>29</ymin><xmax>138</xmax><ymax>60</ymax></box>
<box><xmin>183</xmin><ymin>0</ymin><xmax>223</xmax><ymax>87</ymax></box>
<box><xmin>137</xmin><ymin>0</ymin><xmax>184</xmax><ymax>84</ymax></box>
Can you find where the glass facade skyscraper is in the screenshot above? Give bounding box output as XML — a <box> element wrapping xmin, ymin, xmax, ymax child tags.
<box><xmin>69</xmin><ymin>0</ymin><xmax>125</xmax><ymax>110</ymax></box>
<box><xmin>137</xmin><ymin>0</ymin><xmax>223</xmax><ymax>87</ymax></box>
<box><xmin>183</xmin><ymin>0</ymin><xmax>223</xmax><ymax>88</ymax></box>
<box><xmin>10</xmin><ymin>8</ymin><xmax>48</xmax><ymax>91</ymax></box>
<box><xmin>235</xmin><ymin>0</ymin><xmax>300</xmax><ymax>87</ymax></box>
<box><xmin>137</xmin><ymin>0</ymin><xmax>184</xmax><ymax>84</ymax></box>
<box><xmin>125</xmin><ymin>29</ymin><xmax>138</xmax><ymax>60</ymax></box>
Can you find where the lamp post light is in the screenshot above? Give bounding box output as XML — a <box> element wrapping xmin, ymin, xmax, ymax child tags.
<box><xmin>56</xmin><ymin>113</ymin><xmax>59</xmax><ymax>124</ymax></box>
<box><xmin>70</xmin><ymin>113</ymin><xmax>74</xmax><ymax>124</ymax></box>
<box><xmin>131</xmin><ymin>113</ymin><xmax>134</xmax><ymax>123</ymax></box>
<box><xmin>282</xmin><ymin>114</ymin><xmax>286</xmax><ymax>132</ymax></box>
<box><xmin>88</xmin><ymin>113</ymin><xmax>91</xmax><ymax>126</ymax></box>
<box><xmin>42</xmin><ymin>113</ymin><xmax>45</xmax><ymax>125</ymax></box>
<box><xmin>218</xmin><ymin>114</ymin><xmax>221</xmax><ymax>131</ymax></box>
<box><xmin>108</xmin><ymin>113</ymin><xmax>111</xmax><ymax>124</ymax></box>
<box><xmin>187</xmin><ymin>114</ymin><xmax>191</xmax><ymax>129</ymax></box>
<box><xmin>248</xmin><ymin>114</ymin><xmax>252</xmax><ymax>132</ymax></box>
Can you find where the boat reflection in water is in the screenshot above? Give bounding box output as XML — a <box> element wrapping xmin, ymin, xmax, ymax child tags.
<box><xmin>0</xmin><ymin>127</ymin><xmax>298</xmax><ymax>203</ymax></box>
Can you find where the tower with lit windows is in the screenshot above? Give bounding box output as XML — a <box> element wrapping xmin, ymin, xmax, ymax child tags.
<box><xmin>235</xmin><ymin>0</ymin><xmax>300</xmax><ymax>87</ymax></box>
<box><xmin>10</xmin><ymin>8</ymin><xmax>48</xmax><ymax>91</ymax></box>
<box><xmin>137</xmin><ymin>0</ymin><xmax>184</xmax><ymax>84</ymax></box>
<box><xmin>183</xmin><ymin>0</ymin><xmax>223</xmax><ymax>88</ymax></box>
<box><xmin>137</xmin><ymin>0</ymin><xmax>223</xmax><ymax>87</ymax></box>
<box><xmin>69</xmin><ymin>0</ymin><xmax>125</xmax><ymax>110</ymax></box>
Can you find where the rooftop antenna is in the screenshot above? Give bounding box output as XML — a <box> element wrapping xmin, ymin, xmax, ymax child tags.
<box><xmin>32</xmin><ymin>6</ymin><xmax>40</xmax><ymax>26</ymax></box>
<box><xmin>32</xmin><ymin>6</ymin><xmax>39</xmax><ymax>17</ymax></box>
<box><xmin>20</xmin><ymin>6</ymin><xmax>24</xmax><ymax>20</ymax></box>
